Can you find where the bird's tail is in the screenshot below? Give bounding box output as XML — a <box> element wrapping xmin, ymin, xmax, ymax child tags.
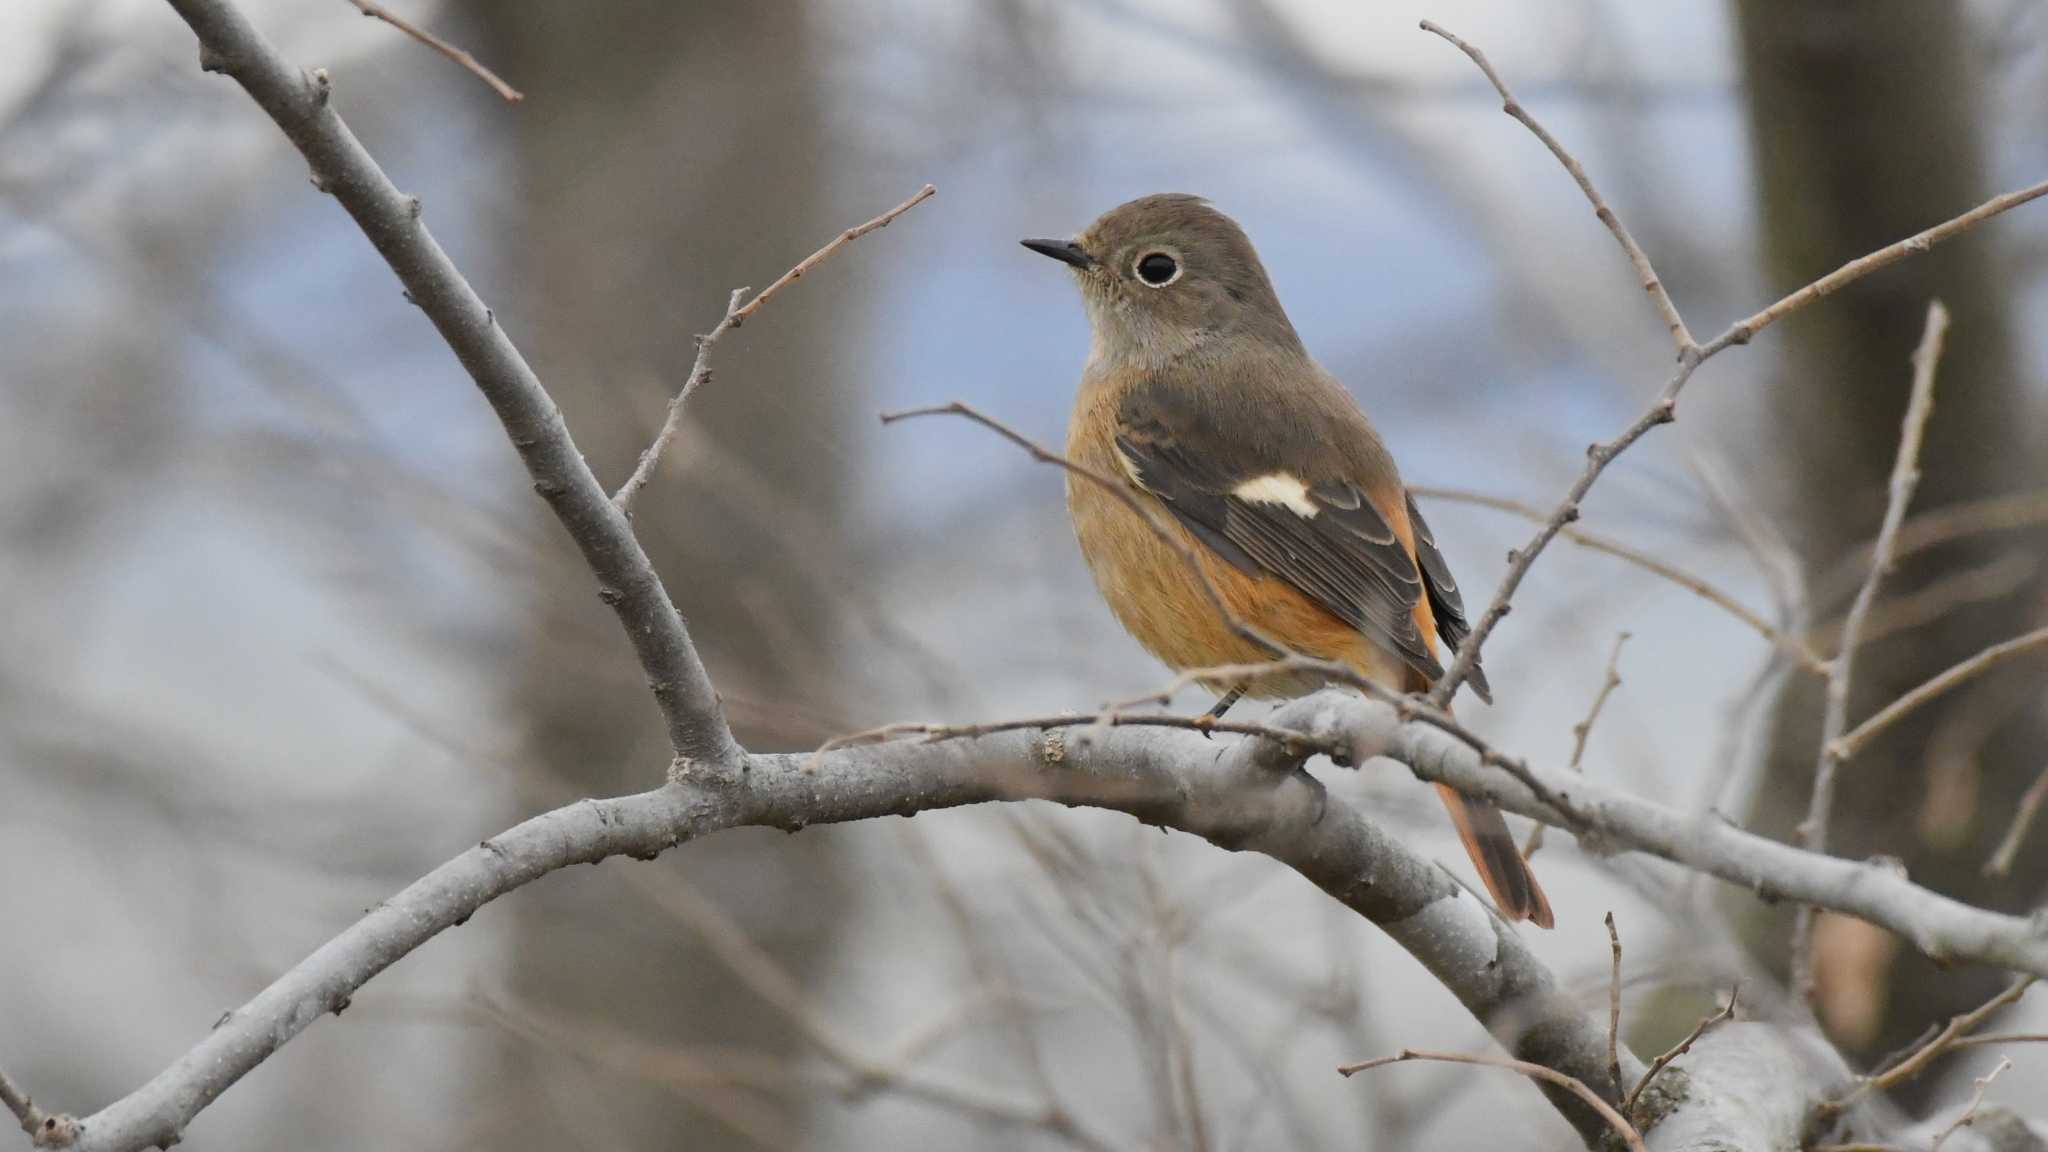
<box><xmin>1434</xmin><ymin>783</ymin><xmax>1553</xmax><ymax>928</ymax></box>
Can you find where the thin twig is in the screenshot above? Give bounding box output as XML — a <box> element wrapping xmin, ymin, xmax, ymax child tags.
<box><xmin>731</xmin><ymin>184</ymin><xmax>934</xmax><ymax>325</ymax></box>
<box><xmin>615</xmin><ymin>185</ymin><xmax>936</xmax><ymax>513</ymax></box>
<box><xmin>1810</xmin><ymin>553</ymin><xmax>2037</xmax><ymax>654</ymax></box>
<box><xmin>1419</xmin><ymin>20</ymin><xmax>1695</xmax><ymax>356</ymax></box>
<box><xmin>1606</xmin><ymin>912</ymin><xmax>1624</xmax><ymax>1103</ymax></box>
<box><xmin>1830</xmin><ymin>624</ymin><xmax>2048</xmax><ymax>761</ymax></box>
<box><xmin>1818</xmin><ymin>977</ymin><xmax>2034</xmax><ymax>1120</ymax></box>
<box><xmin>1930</xmin><ymin>1057</ymin><xmax>2012</xmax><ymax>1152</ymax></box>
<box><xmin>1946</xmin><ymin>1031</ymin><xmax>2048</xmax><ymax>1052</ymax></box>
<box><xmin>614</xmin><ymin>287</ymin><xmax>745</xmax><ymax>514</ymax></box>
<box><xmin>1412</xmin><ymin>485</ymin><xmax>1826</xmax><ymax>675</ymax></box>
<box><xmin>1794</xmin><ymin>301</ymin><xmax>1947</xmax><ymax>1002</ymax></box>
<box><xmin>1986</xmin><ymin>763</ymin><xmax>2048</xmax><ymax>876</ymax></box>
<box><xmin>1528</xmin><ymin>631</ymin><xmax>1628</xmax><ymax>858</ymax></box>
<box><xmin>1726</xmin><ymin>179</ymin><xmax>2048</xmax><ymax>347</ymax></box>
<box><xmin>1338</xmin><ymin>1048</ymin><xmax>1645</xmax><ymax>1152</ymax></box>
<box><xmin>1621</xmin><ymin>984</ymin><xmax>1738</xmax><ymax>1118</ymax></box>
<box><xmin>813</xmin><ymin>712</ymin><xmax>1337</xmax><ymax>762</ymax></box>
<box><xmin>340</xmin><ymin>0</ymin><xmax>522</xmax><ymax>102</ymax></box>
<box><xmin>1574</xmin><ymin>634</ymin><xmax>1631</xmax><ymax>771</ymax></box>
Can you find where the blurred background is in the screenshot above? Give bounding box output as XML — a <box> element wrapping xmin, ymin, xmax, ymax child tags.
<box><xmin>4</xmin><ymin>1</ymin><xmax>2047</xmax><ymax>1148</ymax></box>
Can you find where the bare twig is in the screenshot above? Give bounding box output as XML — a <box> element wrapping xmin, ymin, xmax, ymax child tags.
<box><xmin>1819</xmin><ymin>977</ymin><xmax>2034</xmax><ymax>1120</ymax></box>
<box><xmin>1811</xmin><ymin>553</ymin><xmax>2037</xmax><ymax>654</ymax></box>
<box><xmin>1412</xmin><ymin>485</ymin><xmax>1825</xmax><ymax>675</ymax></box>
<box><xmin>1727</xmin><ymin>179</ymin><xmax>2048</xmax><ymax>347</ymax></box>
<box><xmin>1830</xmin><ymin>624</ymin><xmax>2048</xmax><ymax>762</ymax></box>
<box><xmin>1338</xmin><ymin>1048</ymin><xmax>1646</xmax><ymax>1152</ymax></box>
<box><xmin>614</xmin><ymin>185</ymin><xmax>935</xmax><ymax>513</ymax></box>
<box><xmin>340</xmin><ymin>0</ymin><xmax>521</xmax><ymax>102</ymax></box>
<box><xmin>613</xmin><ymin>288</ymin><xmax>745</xmax><ymax>514</ymax></box>
<box><xmin>1606</xmin><ymin>912</ymin><xmax>1625</xmax><ymax>1102</ymax></box>
<box><xmin>1622</xmin><ymin>984</ymin><xmax>1738</xmax><ymax>1118</ymax></box>
<box><xmin>165</xmin><ymin>0</ymin><xmax>740</xmax><ymax>767</ymax></box>
<box><xmin>1794</xmin><ymin>301</ymin><xmax>1948</xmax><ymax>1001</ymax></box>
<box><xmin>1947</xmin><ymin>1032</ymin><xmax>2048</xmax><ymax>1052</ymax></box>
<box><xmin>1419</xmin><ymin>20</ymin><xmax>1695</xmax><ymax>356</ymax></box>
<box><xmin>1931</xmin><ymin>1057</ymin><xmax>2012</xmax><ymax>1152</ymax></box>
<box><xmin>1986</xmin><ymin>764</ymin><xmax>2048</xmax><ymax>876</ymax></box>
<box><xmin>732</xmin><ymin>184</ymin><xmax>934</xmax><ymax>325</ymax></box>
<box><xmin>1822</xmin><ymin>488</ymin><xmax>2048</xmax><ymax>602</ymax></box>
<box><xmin>1574</xmin><ymin>633</ymin><xmax>1631</xmax><ymax>771</ymax></box>
<box><xmin>1528</xmin><ymin>631</ymin><xmax>1628</xmax><ymax>857</ymax></box>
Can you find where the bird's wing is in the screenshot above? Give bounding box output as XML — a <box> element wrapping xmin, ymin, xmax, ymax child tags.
<box><xmin>1404</xmin><ymin>493</ymin><xmax>1491</xmax><ymax>703</ymax></box>
<box><xmin>1113</xmin><ymin>385</ymin><xmax>1444</xmax><ymax>685</ymax></box>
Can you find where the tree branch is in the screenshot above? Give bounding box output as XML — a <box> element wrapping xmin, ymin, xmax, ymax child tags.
<box><xmin>1794</xmin><ymin>300</ymin><xmax>1948</xmax><ymax>1001</ymax></box>
<box><xmin>1419</xmin><ymin>20</ymin><xmax>1695</xmax><ymax>357</ymax></box>
<box><xmin>1831</xmin><ymin>624</ymin><xmax>2048</xmax><ymax>761</ymax></box>
<box><xmin>162</xmin><ymin>0</ymin><xmax>740</xmax><ymax>769</ymax></box>
<box><xmin>613</xmin><ymin>185</ymin><xmax>935</xmax><ymax>515</ymax></box>
<box><xmin>54</xmin><ymin>712</ymin><xmax>1638</xmax><ymax>1151</ymax></box>
<box><xmin>339</xmin><ymin>0</ymin><xmax>522</xmax><ymax>102</ymax></box>
<box><xmin>1338</xmin><ymin>1048</ymin><xmax>1644</xmax><ymax>1151</ymax></box>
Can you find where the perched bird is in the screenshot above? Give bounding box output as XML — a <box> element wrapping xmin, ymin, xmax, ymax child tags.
<box><xmin>1024</xmin><ymin>194</ymin><xmax>1552</xmax><ymax>928</ymax></box>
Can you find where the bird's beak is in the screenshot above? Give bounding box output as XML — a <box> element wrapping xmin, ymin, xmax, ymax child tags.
<box><xmin>1021</xmin><ymin>238</ymin><xmax>1096</xmax><ymax>270</ymax></box>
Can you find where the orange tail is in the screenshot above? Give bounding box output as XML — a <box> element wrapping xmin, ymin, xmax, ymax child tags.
<box><xmin>1435</xmin><ymin>783</ymin><xmax>1554</xmax><ymax>929</ymax></box>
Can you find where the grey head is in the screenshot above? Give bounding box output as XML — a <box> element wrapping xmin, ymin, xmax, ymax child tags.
<box><xmin>1022</xmin><ymin>194</ymin><xmax>1303</xmax><ymax>368</ymax></box>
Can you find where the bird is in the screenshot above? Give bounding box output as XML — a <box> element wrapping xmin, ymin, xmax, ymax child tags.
<box><xmin>1023</xmin><ymin>193</ymin><xmax>1552</xmax><ymax>928</ymax></box>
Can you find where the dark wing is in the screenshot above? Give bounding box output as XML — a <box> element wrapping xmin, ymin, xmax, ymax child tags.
<box><xmin>1114</xmin><ymin>392</ymin><xmax>1443</xmax><ymax>684</ymax></box>
<box><xmin>1405</xmin><ymin>493</ymin><xmax>1492</xmax><ymax>704</ymax></box>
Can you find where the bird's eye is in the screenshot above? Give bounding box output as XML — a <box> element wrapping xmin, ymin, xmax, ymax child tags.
<box><xmin>1135</xmin><ymin>252</ymin><xmax>1180</xmax><ymax>286</ymax></box>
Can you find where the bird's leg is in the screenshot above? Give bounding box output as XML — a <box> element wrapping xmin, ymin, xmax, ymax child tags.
<box><xmin>1195</xmin><ymin>683</ymin><xmax>1246</xmax><ymax>733</ymax></box>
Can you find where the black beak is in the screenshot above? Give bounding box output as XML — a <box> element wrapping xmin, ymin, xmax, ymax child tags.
<box><xmin>1021</xmin><ymin>238</ymin><xmax>1095</xmax><ymax>270</ymax></box>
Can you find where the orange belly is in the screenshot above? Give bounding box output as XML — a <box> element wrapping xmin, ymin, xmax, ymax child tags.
<box><xmin>1065</xmin><ymin>407</ymin><xmax>1421</xmax><ymax>697</ymax></box>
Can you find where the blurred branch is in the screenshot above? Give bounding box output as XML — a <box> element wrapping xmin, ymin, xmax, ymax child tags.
<box><xmin>339</xmin><ymin>0</ymin><xmax>521</xmax><ymax>101</ymax></box>
<box><xmin>1605</xmin><ymin>912</ymin><xmax>1625</xmax><ymax>1102</ymax></box>
<box><xmin>1621</xmin><ymin>984</ymin><xmax>1738</xmax><ymax>1119</ymax></box>
<box><xmin>615</xmin><ymin>184</ymin><xmax>936</xmax><ymax>515</ymax></box>
<box><xmin>1819</xmin><ymin>977</ymin><xmax>2034</xmax><ymax>1122</ymax></box>
<box><xmin>161</xmin><ymin>0</ymin><xmax>739</xmax><ymax>769</ymax></box>
<box><xmin>0</xmin><ymin>1068</ymin><xmax>74</xmax><ymax>1148</ymax></box>
<box><xmin>1794</xmin><ymin>301</ymin><xmax>1948</xmax><ymax>1002</ymax></box>
<box><xmin>1412</xmin><ymin>485</ymin><xmax>1827</xmax><ymax>674</ymax></box>
<box><xmin>1831</xmin><ymin>625</ymin><xmax>2048</xmax><ymax>761</ymax></box>
<box><xmin>1413</xmin><ymin>19</ymin><xmax>2048</xmax><ymax>708</ymax></box>
<box><xmin>1934</xmin><ymin>1059</ymin><xmax>2014</xmax><ymax>1152</ymax></box>
<box><xmin>1986</xmin><ymin>764</ymin><xmax>2048</xmax><ymax>876</ymax></box>
<box><xmin>1527</xmin><ymin>631</ymin><xmax>1628</xmax><ymax>858</ymax></box>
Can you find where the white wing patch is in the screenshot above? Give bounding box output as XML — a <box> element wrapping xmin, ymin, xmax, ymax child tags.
<box><xmin>1232</xmin><ymin>473</ymin><xmax>1318</xmax><ymax>518</ymax></box>
<box><xmin>1112</xmin><ymin>445</ymin><xmax>1147</xmax><ymax>487</ymax></box>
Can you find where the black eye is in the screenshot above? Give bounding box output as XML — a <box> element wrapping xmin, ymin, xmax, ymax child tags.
<box><xmin>1135</xmin><ymin>252</ymin><xmax>1179</xmax><ymax>286</ymax></box>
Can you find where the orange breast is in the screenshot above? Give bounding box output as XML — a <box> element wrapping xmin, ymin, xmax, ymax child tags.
<box><xmin>1065</xmin><ymin>390</ymin><xmax>1425</xmax><ymax>697</ymax></box>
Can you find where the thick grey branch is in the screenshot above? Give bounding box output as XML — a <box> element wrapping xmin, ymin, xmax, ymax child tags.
<box><xmin>59</xmin><ymin>719</ymin><xmax>1633</xmax><ymax>1151</ymax></box>
<box><xmin>1360</xmin><ymin>693</ymin><xmax>2048</xmax><ymax>976</ymax></box>
<box><xmin>162</xmin><ymin>0</ymin><xmax>739</xmax><ymax>769</ymax></box>
<box><xmin>46</xmin><ymin>685</ymin><xmax>2048</xmax><ymax>1149</ymax></box>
